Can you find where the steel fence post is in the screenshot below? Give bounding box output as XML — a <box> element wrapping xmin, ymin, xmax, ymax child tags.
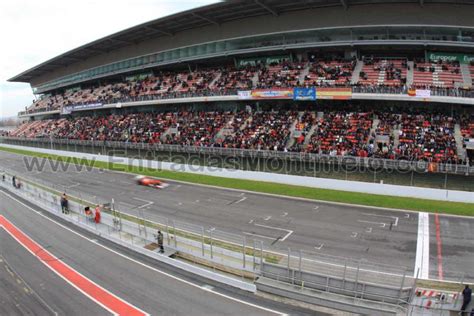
<box><xmin>260</xmin><ymin>241</ymin><xmax>264</xmax><ymax>267</ymax></box>
<box><xmin>201</xmin><ymin>227</ymin><xmax>205</xmax><ymax>257</ymax></box>
<box><xmin>210</xmin><ymin>230</ymin><xmax>213</xmax><ymax>259</ymax></box>
<box><xmin>354</xmin><ymin>260</ymin><xmax>361</xmax><ymax>297</ymax></box>
<box><xmin>166</xmin><ymin>218</ymin><xmax>170</xmax><ymax>245</ymax></box>
<box><xmin>173</xmin><ymin>220</ymin><xmax>177</xmax><ymax>248</ymax></box>
<box><xmin>242</xmin><ymin>236</ymin><xmax>246</xmax><ymax>269</ymax></box>
<box><xmin>299</xmin><ymin>250</ymin><xmax>302</xmax><ymax>281</ymax></box>
<box><xmin>252</xmin><ymin>240</ymin><xmax>256</xmax><ymax>270</ymax></box>
<box><xmin>398</xmin><ymin>269</ymin><xmax>407</xmax><ymax>304</ymax></box>
<box><xmin>342</xmin><ymin>258</ymin><xmax>347</xmax><ymax>290</ymax></box>
<box><xmin>287</xmin><ymin>247</ymin><xmax>291</xmax><ymax>276</ymax></box>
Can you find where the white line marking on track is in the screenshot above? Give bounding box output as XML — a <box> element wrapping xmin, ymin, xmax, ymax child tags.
<box><xmin>242</xmin><ymin>232</ymin><xmax>275</xmax><ymax>240</ymax></box>
<box><xmin>362</xmin><ymin>213</ymin><xmax>399</xmax><ymax>226</ymax></box>
<box><xmin>366</xmin><ymin>227</ymin><xmax>372</xmax><ymax>233</ymax></box>
<box><xmin>132</xmin><ymin>197</ymin><xmax>154</xmax><ymax>209</ymax></box>
<box><xmin>358</xmin><ymin>220</ymin><xmax>386</xmax><ymax>228</ymax></box>
<box><xmin>67</xmin><ymin>183</ymin><xmax>81</xmax><ymax>189</ymax></box>
<box><xmin>234</xmin><ymin>196</ymin><xmax>247</xmax><ymax>204</ymax></box>
<box><xmin>264</xmin><ymin>216</ymin><xmax>272</xmax><ymax>221</ymax></box>
<box><xmin>351</xmin><ymin>232</ymin><xmax>358</xmax><ymax>238</ymax></box>
<box><xmin>281</xmin><ymin>212</ymin><xmax>288</xmax><ymax>218</ymax></box>
<box><xmin>405</xmin><ymin>214</ymin><xmax>410</xmax><ymax>219</ymax></box>
<box><xmin>313</xmin><ymin>206</ymin><xmax>319</xmax><ymax>210</ymax></box>
<box><xmin>248</xmin><ymin>219</ymin><xmax>254</xmax><ymax>224</ymax></box>
<box><xmin>0</xmin><ymin>190</ymin><xmax>287</xmax><ymax>315</ymax></box>
<box><xmin>253</xmin><ymin>223</ymin><xmax>293</xmax><ymax>242</ymax></box>
<box><xmin>119</xmin><ymin>201</ymin><xmax>136</xmax><ymax>208</ymax></box>
<box><xmin>206</xmin><ymin>227</ymin><xmax>215</xmax><ymax>233</ymax></box>
<box><xmin>314</xmin><ymin>243</ymin><xmax>324</xmax><ymax>250</ymax></box>
<box><xmin>415</xmin><ymin>212</ymin><xmax>430</xmax><ymax>279</ymax></box>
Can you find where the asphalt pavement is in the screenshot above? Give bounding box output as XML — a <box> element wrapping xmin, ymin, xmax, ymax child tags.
<box><xmin>0</xmin><ymin>150</ymin><xmax>473</xmax><ymax>282</ymax></box>
<box><xmin>0</xmin><ymin>186</ymin><xmax>325</xmax><ymax>316</ymax></box>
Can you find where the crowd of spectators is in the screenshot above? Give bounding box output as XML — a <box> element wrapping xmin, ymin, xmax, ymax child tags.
<box><xmin>256</xmin><ymin>61</ymin><xmax>303</xmax><ymax>88</ymax></box>
<box><xmin>395</xmin><ymin>114</ymin><xmax>458</xmax><ymax>163</ymax></box>
<box><xmin>359</xmin><ymin>58</ymin><xmax>407</xmax><ymax>86</ymax></box>
<box><xmin>219</xmin><ymin>110</ymin><xmax>297</xmax><ymax>151</ymax></box>
<box><xmin>460</xmin><ymin>113</ymin><xmax>474</xmax><ymax>139</ymax></box>
<box><xmin>23</xmin><ymin>58</ymin><xmax>474</xmax><ymax>115</ymax></box>
<box><xmin>10</xmin><ymin>106</ymin><xmax>469</xmax><ymax>164</ymax></box>
<box><xmin>213</xmin><ymin>66</ymin><xmax>257</xmax><ymax>91</ymax></box>
<box><xmin>304</xmin><ymin>58</ymin><xmax>355</xmax><ymax>87</ymax></box>
<box><xmin>306</xmin><ymin>112</ymin><xmax>373</xmax><ymax>156</ymax></box>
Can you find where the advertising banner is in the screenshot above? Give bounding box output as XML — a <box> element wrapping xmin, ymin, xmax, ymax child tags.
<box><xmin>251</xmin><ymin>88</ymin><xmax>294</xmax><ymax>99</ymax></box>
<box><xmin>428</xmin><ymin>52</ymin><xmax>474</xmax><ymax>64</ymax></box>
<box><xmin>237</xmin><ymin>55</ymin><xmax>290</xmax><ymax>67</ymax></box>
<box><xmin>293</xmin><ymin>87</ymin><xmax>316</xmax><ymax>101</ymax></box>
<box><xmin>237</xmin><ymin>90</ymin><xmax>252</xmax><ymax>100</ymax></box>
<box><xmin>316</xmin><ymin>88</ymin><xmax>352</xmax><ymax>100</ymax></box>
<box><xmin>408</xmin><ymin>89</ymin><xmax>431</xmax><ymax>98</ymax></box>
<box><xmin>63</xmin><ymin>102</ymin><xmax>103</xmax><ymax>113</ymax></box>
<box><xmin>61</xmin><ymin>106</ymin><xmax>72</xmax><ymax>115</ymax></box>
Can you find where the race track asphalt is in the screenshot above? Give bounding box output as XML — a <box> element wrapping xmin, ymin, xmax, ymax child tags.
<box><xmin>0</xmin><ymin>150</ymin><xmax>473</xmax><ymax>282</ymax></box>
<box><xmin>0</xmin><ymin>186</ymin><xmax>322</xmax><ymax>316</ymax></box>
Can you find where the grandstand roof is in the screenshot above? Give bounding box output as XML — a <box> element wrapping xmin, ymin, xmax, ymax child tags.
<box><xmin>9</xmin><ymin>0</ymin><xmax>474</xmax><ymax>83</ymax></box>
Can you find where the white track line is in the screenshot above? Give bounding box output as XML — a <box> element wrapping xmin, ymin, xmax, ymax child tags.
<box><xmin>242</xmin><ymin>232</ymin><xmax>276</xmax><ymax>240</ymax></box>
<box><xmin>314</xmin><ymin>243</ymin><xmax>324</xmax><ymax>250</ymax></box>
<box><xmin>0</xmin><ymin>190</ymin><xmax>287</xmax><ymax>316</ymax></box>
<box><xmin>357</xmin><ymin>220</ymin><xmax>386</xmax><ymax>228</ymax></box>
<box><xmin>414</xmin><ymin>212</ymin><xmax>430</xmax><ymax>279</ymax></box>
<box><xmin>132</xmin><ymin>197</ymin><xmax>154</xmax><ymax>209</ymax></box>
<box><xmin>234</xmin><ymin>196</ymin><xmax>247</xmax><ymax>204</ymax></box>
<box><xmin>253</xmin><ymin>223</ymin><xmax>293</xmax><ymax>242</ymax></box>
<box><xmin>362</xmin><ymin>213</ymin><xmax>399</xmax><ymax>226</ymax></box>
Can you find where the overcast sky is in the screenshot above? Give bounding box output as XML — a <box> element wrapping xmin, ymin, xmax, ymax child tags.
<box><xmin>0</xmin><ymin>0</ymin><xmax>218</xmax><ymax>119</ymax></box>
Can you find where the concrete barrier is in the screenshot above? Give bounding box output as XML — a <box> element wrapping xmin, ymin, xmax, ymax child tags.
<box><xmin>1</xmin><ymin>143</ymin><xmax>472</xmax><ymax>203</ymax></box>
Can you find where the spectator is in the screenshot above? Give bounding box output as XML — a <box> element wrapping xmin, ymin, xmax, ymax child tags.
<box><xmin>60</xmin><ymin>193</ymin><xmax>69</xmax><ymax>214</ymax></box>
<box><xmin>461</xmin><ymin>285</ymin><xmax>472</xmax><ymax>315</ymax></box>
<box><xmin>156</xmin><ymin>230</ymin><xmax>164</xmax><ymax>254</ymax></box>
<box><xmin>94</xmin><ymin>205</ymin><xmax>101</xmax><ymax>224</ymax></box>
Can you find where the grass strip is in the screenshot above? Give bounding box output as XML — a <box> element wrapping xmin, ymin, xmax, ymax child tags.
<box><xmin>0</xmin><ymin>145</ymin><xmax>472</xmax><ymax>216</ymax></box>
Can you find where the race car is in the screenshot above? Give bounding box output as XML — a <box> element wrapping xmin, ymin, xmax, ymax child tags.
<box><xmin>135</xmin><ymin>176</ymin><xmax>169</xmax><ymax>189</ymax></box>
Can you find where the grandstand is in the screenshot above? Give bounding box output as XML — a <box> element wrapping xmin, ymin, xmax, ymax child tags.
<box><xmin>4</xmin><ymin>0</ymin><xmax>474</xmax><ymax>167</ymax></box>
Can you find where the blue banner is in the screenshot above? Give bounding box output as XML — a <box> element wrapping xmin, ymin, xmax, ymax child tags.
<box><xmin>293</xmin><ymin>87</ymin><xmax>316</xmax><ymax>101</ymax></box>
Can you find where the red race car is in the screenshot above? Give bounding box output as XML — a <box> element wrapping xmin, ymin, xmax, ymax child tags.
<box><xmin>135</xmin><ymin>176</ymin><xmax>169</xmax><ymax>189</ymax></box>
